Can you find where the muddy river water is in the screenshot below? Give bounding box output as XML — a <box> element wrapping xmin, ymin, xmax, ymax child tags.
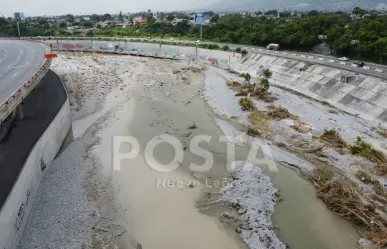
<box><xmin>72</xmin><ymin>60</ymin><xmax>360</xmax><ymax>249</ymax></box>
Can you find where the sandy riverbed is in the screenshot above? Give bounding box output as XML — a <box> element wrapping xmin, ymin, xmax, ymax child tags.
<box><xmin>20</xmin><ymin>53</ymin><xmax>363</xmax><ymax>249</ymax></box>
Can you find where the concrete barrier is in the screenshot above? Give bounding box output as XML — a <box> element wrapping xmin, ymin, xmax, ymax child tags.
<box><xmin>318</xmin><ymin>58</ymin><xmax>324</xmax><ymax>61</ymax></box>
<box><xmin>0</xmin><ymin>44</ymin><xmax>51</xmax><ymax>124</ymax></box>
<box><xmin>376</xmin><ymin>68</ymin><xmax>383</xmax><ymax>73</ymax></box>
<box><xmin>340</xmin><ymin>61</ymin><xmax>346</xmax><ymax>65</ymax></box>
<box><xmin>364</xmin><ymin>66</ymin><xmax>370</xmax><ymax>70</ymax></box>
<box><xmin>329</xmin><ymin>60</ymin><xmax>335</xmax><ymax>63</ymax></box>
<box><xmin>0</xmin><ymin>75</ymin><xmax>71</xmax><ymax>249</ymax></box>
<box><xmin>232</xmin><ymin>53</ymin><xmax>387</xmax><ymax>123</ymax></box>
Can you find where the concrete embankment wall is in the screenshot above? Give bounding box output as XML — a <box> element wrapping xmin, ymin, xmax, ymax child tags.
<box><xmin>232</xmin><ymin>53</ymin><xmax>387</xmax><ymax>123</ymax></box>
<box><xmin>0</xmin><ymin>75</ymin><xmax>71</xmax><ymax>249</ymax></box>
<box><xmin>49</xmin><ymin>40</ymin><xmax>240</xmax><ymax>69</ymax></box>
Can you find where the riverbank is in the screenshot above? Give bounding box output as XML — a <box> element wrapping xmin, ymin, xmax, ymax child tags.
<box><xmin>203</xmin><ymin>65</ymin><xmax>387</xmax><ymax>247</ymax></box>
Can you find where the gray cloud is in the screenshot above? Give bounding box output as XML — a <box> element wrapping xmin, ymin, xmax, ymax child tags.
<box><xmin>0</xmin><ymin>0</ymin><xmax>213</xmax><ymax>17</ymax></box>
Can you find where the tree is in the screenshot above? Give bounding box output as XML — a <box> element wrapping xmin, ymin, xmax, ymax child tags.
<box><xmin>82</xmin><ymin>21</ymin><xmax>93</xmax><ymax>28</ymax></box>
<box><xmin>96</xmin><ymin>24</ymin><xmax>102</xmax><ymax>29</ymax></box>
<box><xmin>353</xmin><ymin>7</ymin><xmax>367</xmax><ymax>18</ymax></box>
<box><xmin>90</xmin><ymin>14</ymin><xmax>100</xmax><ymax>22</ymax></box>
<box><xmin>66</xmin><ymin>14</ymin><xmax>74</xmax><ymax>22</ymax></box>
<box><xmin>166</xmin><ymin>14</ymin><xmax>175</xmax><ymax>22</ymax></box>
<box><xmin>103</xmin><ymin>13</ymin><xmax>112</xmax><ymax>21</ymax></box>
<box><xmin>254</xmin><ymin>68</ymin><xmax>272</xmax><ymax>94</ymax></box>
<box><xmin>159</xmin><ymin>12</ymin><xmax>166</xmax><ymax>21</ymax></box>
<box><xmin>211</xmin><ymin>14</ymin><xmax>220</xmax><ymax>23</ymax></box>
<box><xmin>86</xmin><ymin>30</ymin><xmax>94</xmax><ymax>37</ymax></box>
<box><xmin>222</xmin><ymin>45</ymin><xmax>229</xmax><ymax>51</ymax></box>
<box><xmin>59</xmin><ymin>22</ymin><xmax>67</xmax><ymax>28</ymax></box>
<box><xmin>119</xmin><ymin>11</ymin><xmax>123</xmax><ymax>21</ymax></box>
<box><xmin>308</xmin><ymin>10</ymin><xmax>319</xmax><ymax>16</ymax></box>
<box><xmin>372</xmin><ymin>38</ymin><xmax>387</xmax><ymax>63</ymax></box>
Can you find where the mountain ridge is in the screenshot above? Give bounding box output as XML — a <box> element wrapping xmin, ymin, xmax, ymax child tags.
<box><xmin>199</xmin><ymin>0</ymin><xmax>387</xmax><ymax>12</ymax></box>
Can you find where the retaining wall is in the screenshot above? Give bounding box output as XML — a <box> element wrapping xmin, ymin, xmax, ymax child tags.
<box><xmin>0</xmin><ymin>79</ymin><xmax>71</xmax><ymax>249</ymax></box>
<box><xmin>231</xmin><ymin>53</ymin><xmax>387</xmax><ymax>123</ymax></box>
<box><xmin>48</xmin><ymin>40</ymin><xmax>240</xmax><ymax>70</ymax></box>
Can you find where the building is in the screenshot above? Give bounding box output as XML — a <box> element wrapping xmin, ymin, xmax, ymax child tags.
<box><xmin>134</xmin><ymin>17</ymin><xmax>147</xmax><ymax>25</ymax></box>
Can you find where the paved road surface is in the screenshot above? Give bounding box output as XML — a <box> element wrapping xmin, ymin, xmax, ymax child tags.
<box><xmin>0</xmin><ymin>40</ymin><xmax>46</xmax><ymax>103</ymax></box>
<box><xmin>0</xmin><ymin>70</ymin><xmax>67</xmax><ymax>209</ymax></box>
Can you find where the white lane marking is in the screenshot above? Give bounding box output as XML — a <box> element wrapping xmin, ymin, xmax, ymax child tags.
<box><xmin>25</xmin><ymin>61</ymin><xmax>30</xmax><ymax>65</ymax></box>
<box><xmin>7</xmin><ymin>64</ymin><xmax>12</xmax><ymax>68</ymax></box>
<box><xmin>16</xmin><ymin>56</ymin><xmax>20</xmax><ymax>60</ymax></box>
<box><xmin>12</xmin><ymin>72</ymin><xmax>19</xmax><ymax>78</ymax></box>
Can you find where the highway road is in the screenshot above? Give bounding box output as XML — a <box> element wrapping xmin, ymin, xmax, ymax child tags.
<box><xmin>46</xmin><ymin>38</ymin><xmax>387</xmax><ymax>80</ymax></box>
<box><xmin>0</xmin><ymin>40</ymin><xmax>46</xmax><ymax>104</ymax></box>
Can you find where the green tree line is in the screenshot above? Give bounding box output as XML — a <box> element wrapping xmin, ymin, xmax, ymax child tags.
<box><xmin>1</xmin><ymin>8</ymin><xmax>387</xmax><ymax>63</ymax></box>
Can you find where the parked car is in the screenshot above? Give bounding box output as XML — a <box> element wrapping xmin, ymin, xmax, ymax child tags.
<box><xmin>339</xmin><ymin>57</ymin><xmax>349</xmax><ymax>61</ymax></box>
<box><xmin>352</xmin><ymin>61</ymin><xmax>365</xmax><ymax>67</ymax></box>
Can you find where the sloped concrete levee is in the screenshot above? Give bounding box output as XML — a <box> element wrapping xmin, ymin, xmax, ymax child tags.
<box><xmin>232</xmin><ymin>53</ymin><xmax>387</xmax><ymax>123</ymax></box>
<box><xmin>0</xmin><ymin>70</ymin><xmax>71</xmax><ymax>249</ymax></box>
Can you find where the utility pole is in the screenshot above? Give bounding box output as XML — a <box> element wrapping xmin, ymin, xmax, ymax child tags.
<box><xmin>16</xmin><ymin>21</ymin><xmax>21</xmax><ymax>38</ymax></box>
<box><xmin>14</xmin><ymin>12</ymin><xmax>24</xmax><ymax>38</ymax></box>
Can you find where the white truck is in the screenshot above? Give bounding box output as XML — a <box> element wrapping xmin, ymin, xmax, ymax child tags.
<box><xmin>266</xmin><ymin>43</ymin><xmax>280</xmax><ymax>51</ymax></box>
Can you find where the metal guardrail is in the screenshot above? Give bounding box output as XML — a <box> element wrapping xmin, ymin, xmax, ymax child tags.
<box><xmin>251</xmin><ymin>49</ymin><xmax>387</xmax><ymax>80</ymax></box>
<box><xmin>0</xmin><ymin>43</ymin><xmax>51</xmax><ymax>123</ymax></box>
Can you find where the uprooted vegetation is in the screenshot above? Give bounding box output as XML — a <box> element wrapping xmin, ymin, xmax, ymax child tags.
<box><xmin>64</xmin><ymin>73</ymin><xmax>84</xmax><ymax>109</ymax></box>
<box><xmin>310</xmin><ymin>168</ymin><xmax>387</xmax><ymax>248</ymax></box>
<box><xmin>320</xmin><ymin>129</ymin><xmax>348</xmax><ymax>149</ymax></box>
<box><xmin>248</xmin><ymin>111</ymin><xmax>271</xmax><ymax>137</ymax></box>
<box><xmin>173</xmin><ymin>65</ymin><xmax>206</xmax><ymax>74</ymax></box>
<box><xmin>267</xmin><ymin>105</ymin><xmax>298</xmax><ymax>120</ymax></box>
<box><xmin>355</xmin><ymin>170</ymin><xmax>387</xmax><ymax>202</ymax></box>
<box><xmin>238</xmin><ymin>97</ymin><xmax>255</xmax><ymax>111</ymax></box>
<box><xmin>227</xmin><ymin>69</ymin><xmax>277</xmax><ymax>103</ymax></box>
<box><xmin>351</xmin><ymin>137</ymin><xmax>387</xmax><ymax>176</ymax></box>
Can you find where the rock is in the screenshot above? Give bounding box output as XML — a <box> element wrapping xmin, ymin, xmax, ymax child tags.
<box><xmin>282</xmin><ymin>119</ymin><xmax>295</xmax><ymax>127</ymax></box>
<box><xmin>235</xmin><ymin>227</ymin><xmax>242</xmax><ymax>234</ymax></box>
<box><xmin>136</xmin><ymin>243</ymin><xmax>142</xmax><ymax>249</ymax></box>
<box><xmin>239</xmin><ymin>222</ymin><xmax>253</xmax><ymax>230</ymax></box>
<box><xmin>358</xmin><ymin>238</ymin><xmax>373</xmax><ymax>248</ymax></box>
<box><xmin>237</xmin><ymin>207</ymin><xmax>247</xmax><ymax>215</ymax></box>
<box><xmin>296</xmin><ymin>124</ymin><xmax>313</xmax><ymax>133</ymax></box>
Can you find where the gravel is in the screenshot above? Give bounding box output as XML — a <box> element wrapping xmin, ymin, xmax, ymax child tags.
<box><xmin>51</xmin><ymin>53</ymin><xmax>124</xmax><ymax>121</ymax></box>
<box><xmin>18</xmin><ymin>138</ymin><xmax>97</xmax><ymax>249</ymax></box>
<box><xmin>220</xmin><ymin>161</ymin><xmax>287</xmax><ymax>249</ymax></box>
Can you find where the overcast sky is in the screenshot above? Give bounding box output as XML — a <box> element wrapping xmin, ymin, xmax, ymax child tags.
<box><xmin>0</xmin><ymin>0</ymin><xmax>214</xmax><ymax>17</ymax></box>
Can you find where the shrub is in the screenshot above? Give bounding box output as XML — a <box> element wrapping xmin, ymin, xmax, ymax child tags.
<box><xmin>239</xmin><ymin>97</ymin><xmax>254</xmax><ymax>111</ymax></box>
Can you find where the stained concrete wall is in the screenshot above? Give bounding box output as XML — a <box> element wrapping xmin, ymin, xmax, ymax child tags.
<box><xmin>231</xmin><ymin>53</ymin><xmax>387</xmax><ymax>123</ymax></box>
<box><xmin>0</xmin><ymin>88</ymin><xmax>71</xmax><ymax>249</ymax></box>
